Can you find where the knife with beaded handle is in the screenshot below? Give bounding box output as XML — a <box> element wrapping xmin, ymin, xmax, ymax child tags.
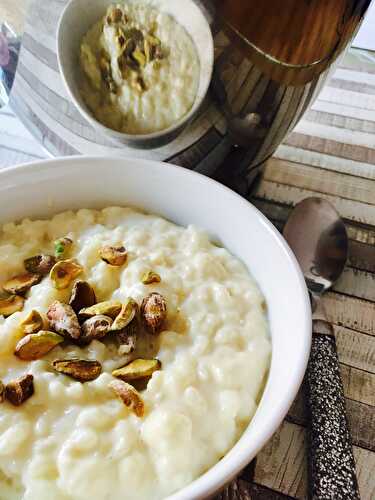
<box><xmin>283</xmin><ymin>198</ymin><xmax>360</xmax><ymax>500</ymax></box>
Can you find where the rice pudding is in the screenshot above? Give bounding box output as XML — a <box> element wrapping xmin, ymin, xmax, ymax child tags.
<box><xmin>79</xmin><ymin>2</ymin><xmax>200</xmax><ymax>134</ymax></box>
<box><xmin>0</xmin><ymin>207</ymin><xmax>270</xmax><ymax>500</ymax></box>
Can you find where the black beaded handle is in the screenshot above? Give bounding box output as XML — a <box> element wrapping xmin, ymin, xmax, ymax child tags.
<box><xmin>306</xmin><ymin>325</ymin><xmax>360</xmax><ymax>500</ymax></box>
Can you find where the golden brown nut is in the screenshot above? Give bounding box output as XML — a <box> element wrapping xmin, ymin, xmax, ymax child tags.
<box><xmin>0</xmin><ymin>295</ymin><xmax>24</xmax><ymax>317</ymax></box>
<box><xmin>52</xmin><ymin>359</ymin><xmax>102</xmax><ymax>382</ymax></box>
<box><xmin>109</xmin><ymin>379</ymin><xmax>144</xmax><ymax>417</ymax></box>
<box><xmin>81</xmin><ymin>315</ymin><xmax>113</xmax><ymax>343</ymax></box>
<box><xmin>69</xmin><ymin>280</ymin><xmax>96</xmax><ymax>314</ymax></box>
<box><xmin>79</xmin><ymin>300</ymin><xmax>122</xmax><ymax>320</ymax></box>
<box><xmin>15</xmin><ymin>331</ymin><xmax>64</xmax><ymax>361</ymax></box>
<box><xmin>99</xmin><ymin>245</ymin><xmax>127</xmax><ymax>266</ymax></box>
<box><xmin>49</xmin><ymin>259</ymin><xmax>83</xmax><ymax>290</ymax></box>
<box><xmin>0</xmin><ymin>380</ymin><xmax>4</xmax><ymax>403</ymax></box>
<box><xmin>24</xmin><ymin>255</ymin><xmax>56</xmax><ymax>275</ymax></box>
<box><xmin>5</xmin><ymin>374</ymin><xmax>34</xmax><ymax>406</ymax></box>
<box><xmin>108</xmin><ymin>6</ymin><xmax>123</xmax><ymax>23</ymax></box>
<box><xmin>110</xmin><ymin>299</ymin><xmax>138</xmax><ymax>331</ymax></box>
<box><xmin>47</xmin><ymin>301</ymin><xmax>81</xmax><ymax>340</ymax></box>
<box><xmin>20</xmin><ymin>309</ymin><xmax>46</xmax><ymax>335</ymax></box>
<box><xmin>54</xmin><ymin>237</ymin><xmax>73</xmax><ymax>259</ymax></box>
<box><xmin>116</xmin><ymin>315</ymin><xmax>138</xmax><ymax>355</ymax></box>
<box><xmin>112</xmin><ymin>359</ymin><xmax>161</xmax><ymax>382</ymax></box>
<box><xmin>141</xmin><ymin>292</ymin><xmax>167</xmax><ymax>334</ymax></box>
<box><xmin>141</xmin><ymin>271</ymin><xmax>161</xmax><ymax>285</ymax></box>
<box><xmin>3</xmin><ymin>272</ymin><xmax>41</xmax><ymax>295</ymax></box>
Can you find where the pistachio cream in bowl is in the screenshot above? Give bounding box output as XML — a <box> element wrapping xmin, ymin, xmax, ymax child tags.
<box><xmin>57</xmin><ymin>0</ymin><xmax>214</xmax><ymax>148</ymax></box>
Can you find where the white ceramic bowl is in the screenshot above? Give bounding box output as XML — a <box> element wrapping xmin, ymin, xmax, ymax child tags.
<box><xmin>57</xmin><ymin>0</ymin><xmax>214</xmax><ymax>149</ymax></box>
<box><xmin>0</xmin><ymin>157</ymin><xmax>311</xmax><ymax>499</ymax></box>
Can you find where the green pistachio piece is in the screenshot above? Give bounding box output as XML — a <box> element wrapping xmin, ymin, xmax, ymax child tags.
<box><xmin>15</xmin><ymin>331</ymin><xmax>64</xmax><ymax>361</ymax></box>
<box><xmin>52</xmin><ymin>359</ymin><xmax>102</xmax><ymax>382</ymax></box>
<box><xmin>112</xmin><ymin>358</ymin><xmax>161</xmax><ymax>382</ymax></box>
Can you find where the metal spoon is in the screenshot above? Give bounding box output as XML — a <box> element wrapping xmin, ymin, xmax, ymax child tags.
<box><xmin>283</xmin><ymin>197</ymin><xmax>360</xmax><ymax>500</ymax></box>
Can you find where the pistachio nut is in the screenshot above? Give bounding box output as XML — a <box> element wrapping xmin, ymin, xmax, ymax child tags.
<box><xmin>0</xmin><ymin>380</ymin><xmax>4</xmax><ymax>403</ymax></box>
<box><xmin>0</xmin><ymin>295</ymin><xmax>24</xmax><ymax>317</ymax></box>
<box><xmin>81</xmin><ymin>315</ymin><xmax>113</xmax><ymax>343</ymax></box>
<box><xmin>134</xmin><ymin>76</ymin><xmax>147</xmax><ymax>92</ymax></box>
<box><xmin>141</xmin><ymin>292</ymin><xmax>167</xmax><ymax>334</ymax></box>
<box><xmin>20</xmin><ymin>309</ymin><xmax>46</xmax><ymax>335</ymax></box>
<box><xmin>145</xmin><ymin>34</ymin><xmax>161</xmax><ymax>46</ymax></box>
<box><xmin>141</xmin><ymin>271</ymin><xmax>161</xmax><ymax>285</ymax></box>
<box><xmin>3</xmin><ymin>272</ymin><xmax>41</xmax><ymax>295</ymax></box>
<box><xmin>99</xmin><ymin>245</ymin><xmax>127</xmax><ymax>266</ymax></box>
<box><xmin>5</xmin><ymin>374</ymin><xmax>34</xmax><ymax>406</ymax></box>
<box><xmin>132</xmin><ymin>48</ymin><xmax>146</xmax><ymax>67</ymax></box>
<box><xmin>108</xmin><ymin>6</ymin><xmax>123</xmax><ymax>23</ymax></box>
<box><xmin>109</xmin><ymin>379</ymin><xmax>144</xmax><ymax>417</ymax></box>
<box><xmin>54</xmin><ymin>237</ymin><xmax>73</xmax><ymax>259</ymax></box>
<box><xmin>24</xmin><ymin>255</ymin><xmax>56</xmax><ymax>275</ymax></box>
<box><xmin>112</xmin><ymin>358</ymin><xmax>161</xmax><ymax>382</ymax></box>
<box><xmin>47</xmin><ymin>301</ymin><xmax>81</xmax><ymax>340</ymax></box>
<box><xmin>110</xmin><ymin>299</ymin><xmax>138</xmax><ymax>332</ymax></box>
<box><xmin>69</xmin><ymin>280</ymin><xmax>96</xmax><ymax>314</ymax></box>
<box><xmin>116</xmin><ymin>313</ymin><xmax>138</xmax><ymax>354</ymax></box>
<box><xmin>49</xmin><ymin>259</ymin><xmax>83</xmax><ymax>290</ymax></box>
<box><xmin>52</xmin><ymin>359</ymin><xmax>102</xmax><ymax>382</ymax></box>
<box><xmin>15</xmin><ymin>330</ymin><xmax>64</xmax><ymax>361</ymax></box>
<box><xmin>124</xmin><ymin>28</ymin><xmax>144</xmax><ymax>45</ymax></box>
<box><xmin>79</xmin><ymin>300</ymin><xmax>122</xmax><ymax>320</ymax></box>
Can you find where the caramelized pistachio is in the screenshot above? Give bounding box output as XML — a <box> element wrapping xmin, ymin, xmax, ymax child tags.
<box><xmin>15</xmin><ymin>331</ymin><xmax>64</xmax><ymax>361</ymax></box>
<box><xmin>47</xmin><ymin>301</ymin><xmax>81</xmax><ymax>340</ymax></box>
<box><xmin>108</xmin><ymin>6</ymin><xmax>123</xmax><ymax>23</ymax></box>
<box><xmin>141</xmin><ymin>292</ymin><xmax>167</xmax><ymax>334</ymax></box>
<box><xmin>54</xmin><ymin>237</ymin><xmax>73</xmax><ymax>259</ymax></box>
<box><xmin>112</xmin><ymin>358</ymin><xmax>161</xmax><ymax>382</ymax></box>
<box><xmin>3</xmin><ymin>272</ymin><xmax>41</xmax><ymax>295</ymax></box>
<box><xmin>5</xmin><ymin>374</ymin><xmax>34</xmax><ymax>406</ymax></box>
<box><xmin>134</xmin><ymin>76</ymin><xmax>147</xmax><ymax>92</ymax></box>
<box><xmin>79</xmin><ymin>300</ymin><xmax>122</xmax><ymax>319</ymax></box>
<box><xmin>141</xmin><ymin>271</ymin><xmax>161</xmax><ymax>285</ymax></box>
<box><xmin>69</xmin><ymin>280</ymin><xmax>96</xmax><ymax>314</ymax></box>
<box><xmin>52</xmin><ymin>359</ymin><xmax>102</xmax><ymax>382</ymax></box>
<box><xmin>110</xmin><ymin>299</ymin><xmax>137</xmax><ymax>331</ymax></box>
<box><xmin>0</xmin><ymin>295</ymin><xmax>24</xmax><ymax>317</ymax></box>
<box><xmin>109</xmin><ymin>379</ymin><xmax>144</xmax><ymax>417</ymax></box>
<box><xmin>99</xmin><ymin>245</ymin><xmax>127</xmax><ymax>266</ymax></box>
<box><xmin>116</xmin><ymin>314</ymin><xmax>138</xmax><ymax>355</ymax></box>
<box><xmin>81</xmin><ymin>315</ymin><xmax>112</xmax><ymax>343</ymax></box>
<box><xmin>20</xmin><ymin>309</ymin><xmax>46</xmax><ymax>335</ymax></box>
<box><xmin>132</xmin><ymin>48</ymin><xmax>146</xmax><ymax>67</ymax></box>
<box><xmin>49</xmin><ymin>259</ymin><xmax>83</xmax><ymax>290</ymax></box>
<box><xmin>24</xmin><ymin>255</ymin><xmax>56</xmax><ymax>275</ymax></box>
<box><xmin>0</xmin><ymin>380</ymin><xmax>4</xmax><ymax>403</ymax></box>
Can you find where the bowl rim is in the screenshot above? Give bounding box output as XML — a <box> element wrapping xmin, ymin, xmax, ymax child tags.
<box><xmin>0</xmin><ymin>156</ymin><xmax>311</xmax><ymax>499</ymax></box>
<box><xmin>56</xmin><ymin>0</ymin><xmax>215</xmax><ymax>143</ymax></box>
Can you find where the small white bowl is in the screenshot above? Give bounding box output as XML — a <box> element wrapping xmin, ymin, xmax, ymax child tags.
<box><xmin>0</xmin><ymin>156</ymin><xmax>311</xmax><ymax>499</ymax></box>
<box><xmin>57</xmin><ymin>0</ymin><xmax>214</xmax><ymax>149</ymax></box>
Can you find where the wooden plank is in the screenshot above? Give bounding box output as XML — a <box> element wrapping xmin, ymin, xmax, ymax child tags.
<box><xmin>287</xmin><ymin>384</ymin><xmax>375</xmax><ymax>451</ymax></box>
<box><xmin>304</xmin><ymin>109</ymin><xmax>375</xmax><ymax>135</ymax></box>
<box><xmin>285</xmin><ymin>132</ymin><xmax>375</xmax><ymax>165</ymax></box>
<box><xmin>339</xmin><ymin>364</ymin><xmax>375</xmax><ymax>407</ymax></box>
<box><xmin>319</xmin><ymin>86</ymin><xmax>375</xmax><ymax>112</ymax></box>
<box><xmin>275</xmin><ymin>144</ymin><xmax>375</xmax><ymax>181</ymax></box>
<box><xmin>335</xmin><ymin>324</ymin><xmax>375</xmax><ymax>373</ymax></box>
<box><xmin>333</xmin><ymin>267</ymin><xmax>375</xmax><ymax>303</ymax></box>
<box><xmin>263</xmin><ymin>158</ymin><xmax>375</xmax><ymax>204</ymax></box>
<box><xmin>218</xmin><ymin>479</ymin><xmax>295</xmax><ymax>500</ymax></box>
<box><xmin>253</xmin><ymin>180</ymin><xmax>375</xmax><ymax>226</ymax></box>
<box><xmin>253</xmin><ymin>421</ymin><xmax>375</xmax><ymax>500</ymax></box>
<box><xmin>323</xmin><ymin>293</ymin><xmax>375</xmax><ymax>336</ymax></box>
<box><xmin>312</xmin><ymin>99</ymin><xmax>375</xmax><ymax>124</ymax></box>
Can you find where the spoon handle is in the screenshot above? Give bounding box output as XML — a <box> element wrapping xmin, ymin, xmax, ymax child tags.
<box><xmin>307</xmin><ymin>317</ymin><xmax>360</xmax><ymax>500</ymax></box>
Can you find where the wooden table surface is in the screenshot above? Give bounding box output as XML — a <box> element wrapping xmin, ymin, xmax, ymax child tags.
<box><xmin>1</xmin><ymin>2</ymin><xmax>375</xmax><ymax>500</ymax></box>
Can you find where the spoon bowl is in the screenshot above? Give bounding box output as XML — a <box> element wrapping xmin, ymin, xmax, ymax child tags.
<box><xmin>283</xmin><ymin>197</ymin><xmax>348</xmax><ymax>295</ymax></box>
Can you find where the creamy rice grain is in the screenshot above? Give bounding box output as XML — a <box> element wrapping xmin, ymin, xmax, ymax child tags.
<box><xmin>0</xmin><ymin>207</ymin><xmax>270</xmax><ymax>499</ymax></box>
